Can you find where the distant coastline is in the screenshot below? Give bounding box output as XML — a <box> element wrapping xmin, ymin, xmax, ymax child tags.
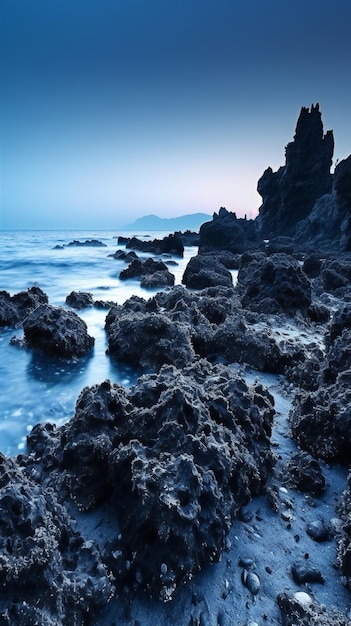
<box><xmin>122</xmin><ymin>212</ymin><xmax>212</xmax><ymax>231</ymax></box>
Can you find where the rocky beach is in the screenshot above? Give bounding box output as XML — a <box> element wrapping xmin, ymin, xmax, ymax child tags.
<box><xmin>1</xmin><ymin>105</ymin><xmax>351</xmax><ymax>625</ymax></box>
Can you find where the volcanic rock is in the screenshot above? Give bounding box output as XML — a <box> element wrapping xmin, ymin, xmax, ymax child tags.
<box><xmin>25</xmin><ymin>360</ymin><xmax>275</xmax><ymax>600</ymax></box>
<box><xmin>0</xmin><ymin>286</ymin><xmax>48</xmax><ymax>327</ymax></box>
<box><xmin>0</xmin><ymin>452</ymin><xmax>113</xmax><ymax>625</ymax></box>
<box><xmin>182</xmin><ymin>253</ymin><xmax>233</xmax><ymax>289</ymax></box>
<box><xmin>198</xmin><ymin>207</ymin><xmax>259</xmax><ymax>254</ymax></box>
<box><xmin>23</xmin><ymin>304</ymin><xmax>95</xmax><ymax>358</ymax></box>
<box><xmin>257</xmin><ymin>103</ymin><xmax>334</xmax><ymax>239</ymax></box>
<box><xmin>283</xmin><ymin>451</ymin><xmax>326</xmax><ymax>496</ymax></box>
<box><xmin>66</xmin><ymin>290</ymin><xmax>94</xmax><ymax>309</ymax></box>
<box><xmin>125</xmin><ymin>233</ymin><xmax>184</xmax><ymax>257</ymax></box>
<box><xmin>237</xmin><ymin>253</ymin><xmax>312</xmax><ymax>315</ymax></box>
<box><xmin>337</xmin><ymin>470</ymin><xmax>351</xmax><ymax>591</ymax></box>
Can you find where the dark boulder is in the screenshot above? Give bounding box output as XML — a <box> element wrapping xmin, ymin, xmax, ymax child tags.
<box><xmin>108</xmin><ymin>249</ymin><xmax>139</xmax><ymax>262</ymax></box>
<box><xmin>0</xmin><ymin>453</ymin><xmax>112</xmax><ymax>625</ymax></box>
<box><xmin>182</xmin><ymin>253</ymin><xmax>233</xmax><ymax>289</ymax></box>
<box><xmin>105</xmin><ymin>309</ymin><xmax>194</xmax><ymax>370</ymax></box>
<box><xmin>66</xmin><ymin>290</ymin><xmax>94</xmax><ymax>309</ymax></box>
<box><xmin>278</xmin><ymin>592</ymin><xmax>350</xmax><ymax>626</ymax></box>
<box><xmin>120</xmin><ymin>257</ymin><xmax>175</xmax><ymax>288</ymax></box>
<box><xmin>140</xmin><ymin>270</ymin><xmax>174</xmax><ymax>288</ymax></box>
<box><xmin>26</xmin><ymin>360</ymin><xmax>275</xmax><ymax>600</ymax></box>
<box><xmin>283</xmin><ymin>451</ymin><xmax>326</xmax><ymax>495</ymax></box>
<box><xmin>290</xmin><ymin>369</ymin><xmax>351</xmax><ymax>463</ymax></box>
<box><xmin>198</xmin><ymin>207</ymin><xmax>259</xmax><ymax>254</ymax></box>
<box><xmin>23</xmin><ymin>304</ymin><xmax>94</xmax><ymax>358</ymax></box>
<box><xmin>0</xmin><ymin>287</ymin><xmax>48</xmax><ymax>327</ymax></box>
<box><xmin>238</xmin><ymin>253</ymin><xmax>312</xmax><ymax>315</ymax></box>
<box><xmin>125</xmin><ymin>233</ymin><xmax>184</xmax><ymax>257</ymax></box>
<box><xmin>66</xmin><ymin>239</ymin><xmax>106</xmax><ymax>247</ymax></box>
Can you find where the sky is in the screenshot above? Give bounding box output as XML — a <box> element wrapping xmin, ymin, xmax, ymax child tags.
<box><xmin>1</xmin><ymin>0</ymin><xmax>351</xmax><ymax>230</ymax></box>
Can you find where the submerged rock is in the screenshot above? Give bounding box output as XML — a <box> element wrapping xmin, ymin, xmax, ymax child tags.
<box><xmin>0</xmin><ymin>286</ymin><xmax>48</xmax><ymax>327</ymax></box>
<box><xmin>23</xmin><ymin>304</ymin><xmax>95</xmax><ymax>358</ymax></box>
<box><xmin>25</xmin><ymin>360</ymin><xmax>275</xmax><ymax>600</ymax></box>
<box><xmin>66</xmin><ymin>290</ymin><xmax>94</xmax><ymax>309</ymax></box>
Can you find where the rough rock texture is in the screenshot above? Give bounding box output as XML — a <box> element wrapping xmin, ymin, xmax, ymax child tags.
<box><xmin>257</xmin><ymin>103</ymin><xmax>334</xmax><ymax>239</ymax></box>
<box><xmin>290</xmin><ymin>369</ymin><xmax>351</xmax><ymax>463</ymax></box>
<box><xmin>23</xmin><ymin>304</ymin><xmax>95</xmax><ymax>358</ymax></box>
<box><xmin>237</xmin><ymin>253</ymin><xmax>312</xmax><ymax>315</ymax></box>
<box><xmin>0</xmin><ymin>453</ymin><xmax>113</xmax><ymax>626</ymax></box>
<box><xmin>278</xmin><ymin>592</ymin><xmax>350</xmax><ymax>626</ymax></box>
<box><xmin>66</xmin><ymin>290</ymin><xmax>94</xmax><ymax>309</ymax></box>
<box><xmin>105</xmin><ymin>285</ymin><xmax>312</xmax><ymax>377</ymax></box>
<box><xmin>198</xmin><ymin>207</ymin><xmax>259</xmax><ymax>254</ymax></box>
<box><xmin>25</xmin><ymin>360</ymin><xmax>275</xmax><ymax>600</ymax></box>
<box><xmin>0</xmin><ymin>286</ymin><xmax>48</xmax><ymax>327</ymax></box>
<box><xmin>119</xmin><ymin>257</ymin><xmax>175</xmax><ymax>288</ymax></box>
<box><xmin>67</xmin><ymin>239</ymin><xmax>106</xmax><ymax>247</ymax></box>
<box><xmin>282</xmin><ymin>451</ymin><xmax>326</xmax><ymax>495</ymax></box>
<box><xmin>108</xmin><ymin>249</ymin><xmax>139</xmax><ymax>262</ymax></box>
<box><xmin>105</xmin><ymin>307</ymin><xmax>195</xmax><ymax>370</ymax></box>
<box><xmin>182</xmin><ymin>253</ymin><xmax>233</xmax><ymax>289</ymax></box>
<box><xmin>338</xmin><ymin>470</ymin><xmax>351</xmax><ymax>591</ymax></box>
<box><xmin>295</xmin><ymin>155</ymin><xmax>351</xmax><ymax>251</ymax></box>
<box><xmin>124</xmin><ymin>233</ymin><xmax>184</xmax><ymax>257</ymax></box>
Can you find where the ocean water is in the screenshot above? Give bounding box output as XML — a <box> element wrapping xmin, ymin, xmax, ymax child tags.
<box><xmin>0</xmin><ymin>230</ymin><xmax>198</xmax><ymax>457</ymax></box>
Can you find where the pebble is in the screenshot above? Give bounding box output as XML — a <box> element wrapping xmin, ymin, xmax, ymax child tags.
<box><xmin>306</xmin><ymin>519</ymin><xmax>330</xmax><ymax>542</ymax></box>
<box><xmin>242</xmin><ymin>570</ymin><xmax>260</xmax><ymax>595</ymax></box>
<box><xmin>291</xmin><ymin>562</ymin><xmax>324</xmax><ymax>584</ymax></box>
<box><xmin>238</xmin><ymin>557</ymin><xmax>255</xmax><ymax>569</ymax></box>
<box><xmin>293</xmin><ymin>591</ymin><xmax>312</xmax><ymax>607</ymax></box>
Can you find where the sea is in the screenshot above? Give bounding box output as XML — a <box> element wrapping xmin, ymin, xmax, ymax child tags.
<box><xmin>0</xmin><ymin>230</ymin><xmax>199</xmax><ymax>457</ymax></box>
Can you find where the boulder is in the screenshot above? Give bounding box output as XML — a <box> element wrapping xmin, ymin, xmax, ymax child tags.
<box><xmin>23</xmin><ymin>304</ymin><xmax>94</xmax><ymax>358</ymax></box>
<box><xmin>120</xmin><ymin>257</ymin><xmax>175</xmax><ymax>288</ymax></box>
<box><xmin>25</xmin><ymin>360</ymin><xmax>275</xmax><ymax>600</ymax></box>
<box><xmin>198</xmin><ymin>207</ymin><xmax>259</xmax><ymax>254</ymax></box>
<box><xmin>278</xmin><ymin>592</ymin><xmax>350</xmax><ymax>626</ymax></box>
<box><xmin>238</xmin><ymin>253</ymin><xmax>312</xmax><ymax>315</ymax></box>
<box><xmin>125</xmin><ymin>233</ymin><xmax>184</xmax><ymax>257</ymax></box>
<box><xmin>182</xmin><ymin>253</ymin><xmax>233</xmax><ymax>289</ymax></box>
<box><xmin>66</xmin><ymin>239</ymin><xmax>106</xmax><ymax>247</ymax></box>
<box><xmin>290</xmin><ymin>369</ymin><xmax>351</xmax><ymax>463</ymax></box>
<box><xmin>66</xmin><ymin>290</ymin><xmax>94</xmax><ymax>309</ymax></box>
<box><xmin>105</xmin><ymin>309</ymin><xmax>194</xmax><ymax>370</ymax></box>
<box><xmin>0</xmin><ymin>286</ymin><xmax>48</xmax><ymax>327</ymax></box>
<box><xmin>0</xmin><ymin>452</ymin><xmax>112</xmax><ymax>625</ymax></box>
<box><xmin>282</xmin><ymin>451</ymin><xmax>326</xmax><ymax>495</ymax></box>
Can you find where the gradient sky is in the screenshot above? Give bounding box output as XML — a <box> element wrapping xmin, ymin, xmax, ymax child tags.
<box><xmin>1</xmin><ymin>0</ymin><xmax>351</xmax><ymax>229</ymax></box>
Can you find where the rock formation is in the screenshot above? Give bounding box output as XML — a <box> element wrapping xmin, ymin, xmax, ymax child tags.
<box><xmin>22</xmin><ymin>304</ymin><xmax>95</xmax><ymax>358</ymax></box>
<box><xmin>0</xmin><ymin>286</ymin><xmax>48</xmax><ymax>327</ymax></box>
<box><xmin>256</xmin><ymin>103</ymin><xmax>334</xmax><ymax>239</ymax></box>
<box><xmin>198</xmin><ymin>207</ymin><xmax>259</xmax><ymax>254</ymax></box>
<box><xmin>24</xmin><ymin>360</ymin><xmax>275</xmax><ymax>600</ymax></box>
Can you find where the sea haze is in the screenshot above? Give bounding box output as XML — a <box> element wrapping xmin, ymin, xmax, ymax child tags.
<box><xmin>0</xmin><ymin>229</ymin><xmax>198</xmax><ymax>456</ymax></box>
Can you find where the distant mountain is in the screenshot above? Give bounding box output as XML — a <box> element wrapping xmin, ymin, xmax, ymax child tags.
<box><xmin>122</xmin><ymin>213</ymin><xmax>212</xmax><ymax>232</ymax></box>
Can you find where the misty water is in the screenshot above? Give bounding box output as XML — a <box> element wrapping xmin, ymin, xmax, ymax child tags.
<box><xmin>0</xmin><ymin>230</ymin><xmax>198</xmax><ymax>456</ymax></box>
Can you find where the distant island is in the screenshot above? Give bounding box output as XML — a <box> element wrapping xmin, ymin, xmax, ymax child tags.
<box><xmin>122</xmin><ymin>212</ymin><xmax>212</xmax><ymax>231</ymax></box>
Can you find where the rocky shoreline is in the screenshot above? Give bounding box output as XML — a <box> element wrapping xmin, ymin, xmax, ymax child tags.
<box><xmin>1</xmin><ymin>105</ymin><xmax>351</xmax><ymax>624</ymax></box>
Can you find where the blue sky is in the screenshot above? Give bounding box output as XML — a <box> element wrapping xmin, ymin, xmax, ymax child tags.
<box><xmin>1</xmin><ymin>0</ymin><xmax>351</xmax><ymax>229</ymax></box>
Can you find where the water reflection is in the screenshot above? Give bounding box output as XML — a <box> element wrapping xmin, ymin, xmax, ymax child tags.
<box><xmin>27</xmin><ymin>350</ymin><xmax>93</xmax><ymax>385</ymax></box>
